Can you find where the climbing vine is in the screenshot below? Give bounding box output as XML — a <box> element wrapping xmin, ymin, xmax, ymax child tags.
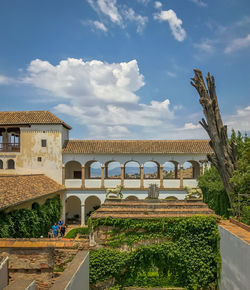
<box><xmin>0</xmin><ymin>195</ymin><xmax>62</xmax><ymax>238</ymax></box>
<box><xmin>89</xmin><ymin>216</ymin><xmax>221</xmax><ymax>289</ymax></box>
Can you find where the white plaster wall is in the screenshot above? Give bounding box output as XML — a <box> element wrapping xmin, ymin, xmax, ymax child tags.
<box><xmin>219</xmin><ymin>226</ymin><xmax>250</xmax><ymax>290</ymax></box>
<box><xmin>65</xmin><ymin>179</ymin><xmax>82</xmax><ymax>188</ymax></box>
<box><xmin>163</xmin><ymin>179</ymin><xmax>180</xmax><ymax>188</ymax></box>
<box><xmin>104</xmin><ymin>179</ymin><xmax>121</xmax><ymax>187</ymax></box>
<box><xmin>12</xmin><ymin>125</ymin><xmax>63</xmax><ymax>183</ymax></box>
<box><xmin>124</xmin><ymin>179</ymin><xmax>140</xmax><ymax>187</ymax></box>
<box><xmin>183</xmin><ymin>179</ymin><xmax>198</xmax><ymax>187</ymax></box>
<box><xmin>85</xmin><ymin>179</ymin><xmax>101</xmax><ymax>188</ymax></box>
<box><xmin>143</xmin><ymin>179</ymin><xmax>160</xmax><ymax>188</ymax></box>
<box><xmin>65</xmin><ymin>189</ymin><xmax>187</xmax><ymax>205</ymax></box>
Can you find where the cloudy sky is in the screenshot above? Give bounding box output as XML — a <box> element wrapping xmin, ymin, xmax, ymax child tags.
<box><xmin>0</xmin><ymin>0</ymin><xmax>249</xmax><ymax>140</ymax></box>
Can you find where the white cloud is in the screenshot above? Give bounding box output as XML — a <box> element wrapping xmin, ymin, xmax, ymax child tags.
<box><xmin>22</xmin><ymin>58</ymin><xmax>144</xmax><ymax>104</ymax></box>
<box><xmin>184</xmin><ymin>122</ymin><xmax>201</xmax><ymax>129</ymax></box>
<box><xmin>0</xmin><ymin>75</ymin><xmax>13</xmax><ymax>85</ymax></box>
<box><xmin>225</xmin><ymin>106</ymin><xmax>250</xmax><ymax>132</ymax></box>
<box><xmin>225</xmin><ymin>34</ymin><xmax>250</xmax><ymax>54</ymax></box>
<box><xmin>154</xmin><ymin>1</ymin><xmax>162</xmax><ymax>9</ymax></box>
<box><xmin>190</xmin><ymin>0</ymin><xmax>207</xmax><ymax>7</ymax></box>
<box><xmin>97</xmin><ymin>0</ymin><xmax>123</xmax><ymax>25</ymax></box>
<box><xmin>87</xmin><ymin>0</ymin><xmax>148</xmax><ymax>34</ymax></box>
<box><xmin>92</xmin><ymin>20</ymin><xmax>108</xmax><ymax>32</ymax></box>
<box><xmin>154</xmin><ymin>9</ymin><xmax>186</xmax><ymax>42</ymax></box>
<box><xmin>123</xmin><ymin>8</ymin><xmax>148</xmax><ymax>33</ymax></box>
<box><xmin>194</xmin><ymin>39</ymin><xmax>214</xmax><ymax>53</ymax></box>
<box><xmin>19</xmin><ymin>57</ymin><xmax>183</xmax><ymax>138</ymax></box>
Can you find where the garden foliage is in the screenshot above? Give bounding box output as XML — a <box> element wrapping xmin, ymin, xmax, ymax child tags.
<box><xmin>0</xmin><ymin>196</ymin><xmax>61</xmax><ymax>238</ymax></box>
<box><xmin>65</xmin><ymin>227</ymin><xmax>89</xmax><ymax>239</ymax></box>
<box><xmin>198</xmin><ymin>131</ymin><xmax>250</xmax><ymax>223</ymax></box>
<box><xmin>89</xmin><ymin>216</ymin><xmax>220</xmax><ymax>289</ymax></box>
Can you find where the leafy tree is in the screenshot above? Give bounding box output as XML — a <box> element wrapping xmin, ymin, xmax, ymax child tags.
<box><xmin>199</xmin><ymin>130</ymin><xmax>250</xmax><ymax>221</ymax></box>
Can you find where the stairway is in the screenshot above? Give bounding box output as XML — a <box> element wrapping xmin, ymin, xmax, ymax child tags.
<box><xmin>91</xmin><ymin>199</ymin><xmax>216</xmax><ymax>219</ymax></box>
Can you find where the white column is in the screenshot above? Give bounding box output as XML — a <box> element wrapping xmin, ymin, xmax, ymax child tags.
<box><xmin>61</xmin><ymin>192</ymin><xmax>66</xmax><ymax>223</ymax></box>
<box><xmin>81</xmin><ymin>203</ymin><xmax>85</xmax><ymax>226</ymax></box>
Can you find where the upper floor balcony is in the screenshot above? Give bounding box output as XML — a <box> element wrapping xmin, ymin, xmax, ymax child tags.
<box><xmin>0</xmin><ymin>142</ymin><xmax>20</xmax><ymax>153</ymax></box>
<box><xmin>0</xmin><ymin>127</ymin><xmax>20</xmax><ymax>153</ymax></box>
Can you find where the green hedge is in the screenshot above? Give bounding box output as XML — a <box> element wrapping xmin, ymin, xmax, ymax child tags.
<box><xmin>241</xmin><ymin>206</ymin><xmax>250</xmax><ymax>225</ymax></box>
<box><xmin>198</xmin><ymin>166</ymin><xmax>230</xmax><ymax>217</ymax></box>
<box><xmin>89</xmin><ymin>216</ymin><xmax>220</xmax><ymax>289</ymax></box>
<box><xmin>65</xmin><ymin>227</ymin><xmax>89</xmax><ymax>239</ymax></box>
<box><xmin>0</xmin><ymin>196</ymin><xmax>62</xmax><ymax>238</ymax></box>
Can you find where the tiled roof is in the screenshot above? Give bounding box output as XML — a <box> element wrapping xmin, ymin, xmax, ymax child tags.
<box><xmin>0</xmin><ymin>111</ymin><xmax>71</xmax><ymax>129</ymax></box>
<box><xmin>0</xmin><ymin>174</ymin><xmax>64</xmax><ymax>210</ymax></box>
<box><xmin>63</xmin><ymin>140</ymin><xmax>212</xmax><ymax>154</ymax></box>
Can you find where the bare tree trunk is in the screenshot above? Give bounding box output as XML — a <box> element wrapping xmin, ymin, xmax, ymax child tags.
<box><xmin>190</xmin><ymin>69</ymin><xmax>237</xmax><ymax>212</ymax></box>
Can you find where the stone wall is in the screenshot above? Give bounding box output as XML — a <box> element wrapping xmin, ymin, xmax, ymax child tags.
<box><xmin>3</xmin><ymin>247</ymin><xmax>54</xmax><ymax>289</ymax></box>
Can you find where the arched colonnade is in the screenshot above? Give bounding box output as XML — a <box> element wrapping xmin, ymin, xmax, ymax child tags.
<box><xmin>63</xmin><ymin>158</ymin><xmax>205</xmax><ymax>190</ymax></box>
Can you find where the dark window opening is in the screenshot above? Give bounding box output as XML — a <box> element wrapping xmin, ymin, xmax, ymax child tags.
<box><xmin>7</xmin><ymin>159</ymin><xmax>15</xmax><ymax>169</ymax></box>
<box><xmin>41</xmin><ymin>139</ymin><xmax>47</xmax><ymax>147</ymax></box>
<box><xmin>37</xmin><ymin>157</ymin><xmax>42</xmax><ymax>162</ymax></box>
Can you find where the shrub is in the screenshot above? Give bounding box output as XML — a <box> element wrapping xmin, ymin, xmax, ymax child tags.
<box><xmin>0</xmin><ymin>196</ymin><xmax>61</xmax><ymax>238</ymax></box>
<box><xmin>89</xmin><ymin>216</ymin><xmax>221</xmax><ymax>289</ymax></box>
<box><xmin>65</xmin><ymin>227</ymin><xmax>89</xmax><ymax>239</ymax></box>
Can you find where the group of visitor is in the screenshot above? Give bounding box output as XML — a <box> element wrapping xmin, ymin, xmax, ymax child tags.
<box><xmin>48</xmin><ymin>219</ymin><xmax>66</xmax><ymax>238</ymax></box>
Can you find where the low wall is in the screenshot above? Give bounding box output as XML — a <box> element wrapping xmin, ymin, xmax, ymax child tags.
<box><xmin>51</xmin><ymin>251</ymin><xmax>89</xmax><ymax>290</ymax></box>
<box><xmin>4</xmin><ymin>279</ymin><xmax>36</xmax><ymax>290</ymax></box>
<box><xmin>0</xmin><ymin>254</ymin><xmax>8</xmax><ymax>289</ymax></box>
<box><xmin>219</xmin><ymin>225</ymin><xmax>250</xmax><ymax>290</ymax></box>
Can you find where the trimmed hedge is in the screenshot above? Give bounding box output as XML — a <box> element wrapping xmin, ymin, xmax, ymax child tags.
<box><xmin>0</xmin><ymin>196</ymin><xmax>62</xmax><ymax>238</ymax></box>
<box><xmin>65</xmin><ymin>227</ymin><xmax>89</xmax><ymax>239</ymax></box>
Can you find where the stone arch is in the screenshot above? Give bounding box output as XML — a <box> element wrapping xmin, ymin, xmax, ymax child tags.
<box><xmin>85</xmin><ymin>196</ymin><xmax>101</xmax><ymax>222</ymax></box>
<box><xmin>183</xmin><ymin>161</ymin><xmax>201</xmax><ymax>179</ymax></box>
<box><xmin>105</xmin><ymin>161</ymin><xmax>121</xmax><ymax>178</ymax></box>
<box><xmin>0</xmin><ymin>160</ymin><xmax>3</xmax><ymax>169</ymax></box>
<box><xmin>124</xmin><ymin>161</ymin><xmax>140</xmax><ymax>179</ymax></box>
<box><xmin>125</xmin><ymin>196</ymin><xmax>139</xmax><ymax>201</ymax></box>
<box><xmin>65</xmin><ymin>161</ymin><xmax>82</xmax><ymax>179</ymax></box>
<box><xmin>7</xmin><ymin>159</ymin><xmax>15</xmax><ymax>169</ymax></box>
<box><xmin>163</xmin><ymin>161</ymin><xmax>177</xmax><ymax>179</ymax></box>
<box><xmin>144</xmin><ymin>161</ymin><xmax>160</xmax><ymax>179</ymax></box>
<box><xmin>65</xmin><ymin>196</ymin><xmax>81</xmax><ymax>224</ymax></box>
<box><xmin>85</xmin><ymin>160</ymin><xmax>101</xmax><ymax>178</ymax></box>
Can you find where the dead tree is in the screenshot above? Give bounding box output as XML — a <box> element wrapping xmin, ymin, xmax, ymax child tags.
<box><xmin>190</xmin><ymin>69</ymin><xmax>237</xmax><ymax>211</ymax></box>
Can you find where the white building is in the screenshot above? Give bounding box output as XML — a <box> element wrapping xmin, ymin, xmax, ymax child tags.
<box><xmin>0</xmin><ymin>111</ymin><xmax>212</xmax><ymax>225</ymax></box>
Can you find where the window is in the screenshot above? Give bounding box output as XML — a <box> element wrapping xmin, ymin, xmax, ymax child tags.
<box><xmin>37</xmin><ymin>157</ymin><xmax>42</xmax><ymax>162</ymax></box>
<box><xmin>7</xmin><ymin>159</ymin><xmax>15</xmax><ymax>169</ymax></box>
<box><xmin>0</xmin><ymin>160</ymin><xmax>3</xmax><ymax>169</ymax></box>
<box><xmin>41</xmin><ymin>139</ymin><xmax>47</xmax><ymax>147</ymax></box>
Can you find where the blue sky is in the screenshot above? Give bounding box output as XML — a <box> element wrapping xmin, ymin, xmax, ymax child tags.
<box><xmin>0</xmin><ymin>0</ymin><xmax>249</xmax><ymax>140</ymax></box>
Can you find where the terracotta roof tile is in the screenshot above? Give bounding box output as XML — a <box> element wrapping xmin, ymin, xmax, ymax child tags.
<box><xmin>0</xmin><ymin>111</ymin><xmax>71</xmax><ymax>129</ymax></box>
<box><xmin>0</xmin><ymin>174</ymin><xmax>64</xmax><ymax>210</ymax></box>
<box><xmin>63</xmin><ymin>140</ymin><xmax>212</xmax><ymax>154</ymax></box>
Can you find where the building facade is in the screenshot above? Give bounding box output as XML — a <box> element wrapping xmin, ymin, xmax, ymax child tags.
<box><xmin>0</xmin><ymin>111</ymin><xmax>212</xmax><ymax>225</ymax></box>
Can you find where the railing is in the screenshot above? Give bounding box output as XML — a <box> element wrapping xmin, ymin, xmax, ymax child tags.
<box><xmin>0</xmin><ymin>143</ymin><xmax>20</xmax><ymax>152</ymax></box>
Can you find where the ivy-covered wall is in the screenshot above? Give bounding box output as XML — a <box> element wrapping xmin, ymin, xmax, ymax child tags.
<box><xmin>0</xmin><ymin>195</ymin><xmax>62</xmax><ymax>238</ymax></box>
<box><xmin>89</xmin><ymin>216</ymin><xmax>221</xmax><ymax>289</ymax></box>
